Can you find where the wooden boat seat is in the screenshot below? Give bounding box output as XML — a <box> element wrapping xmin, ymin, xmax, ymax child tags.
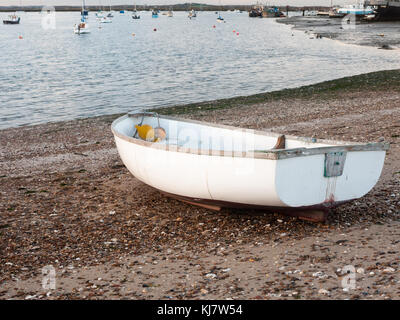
<box><xmin>272</xmin><ymin>134</ymin><xmax>285</xmax><ymax>150</ymax></box>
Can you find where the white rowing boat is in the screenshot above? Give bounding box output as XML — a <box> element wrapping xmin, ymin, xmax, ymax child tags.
<box><xmin>111</xmin><ymin>112</ymin><xmax>388</xmax><ymax>220</ymax></box>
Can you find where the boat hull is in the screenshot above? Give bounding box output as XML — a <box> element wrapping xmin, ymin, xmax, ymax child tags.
<box><xmin>112</xmin><ymin>114</ymin><xmax>387</xmax><ymax>211</ymax></box>
<box><xmin>3</xmin><ymin>18</ymin><xmax>20</xmax><ymax>24</ymax></box>
<box><xmin>74</xmin><ymin>28</ymin><xmax>90</xmax><ymax>34</ymax></box>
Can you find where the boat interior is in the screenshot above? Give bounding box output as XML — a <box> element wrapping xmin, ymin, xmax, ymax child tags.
<box><xmin>113</xmin><ymin>113</ymin><xmax>355</xmax><ymax>153</ymax></box>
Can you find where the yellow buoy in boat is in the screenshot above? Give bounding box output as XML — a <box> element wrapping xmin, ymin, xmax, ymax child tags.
<box><xmin>135</xmin><ymin>124</ymin><xmax>155</xmax><ymax>141</ymax></box>
<box><xmin>135</xmin><ymin>124</ymin><xmax>166</xmax><ymax>142</ymax></box>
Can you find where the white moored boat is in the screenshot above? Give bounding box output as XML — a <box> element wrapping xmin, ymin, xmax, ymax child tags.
<box><xmin>112</xmin><ymin>112</ymin><xmax>388</xmax><ymax>221</ymax></box>
<box><xmin>74</xmin><ymin>21</ymin><xmax>90</xmax><ymax>34</ymax></box>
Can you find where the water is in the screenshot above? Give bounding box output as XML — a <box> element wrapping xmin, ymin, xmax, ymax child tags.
<box><xmin>1</xmin><ymin>11</ymin><xmax>400</xmax><ymax>129</ymax></box>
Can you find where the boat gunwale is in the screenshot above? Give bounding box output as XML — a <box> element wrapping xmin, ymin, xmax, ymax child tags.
<box><xmin>111</xmin><ymin>113</ymin><xmax>389</xmax><ymax>160</ymax></box>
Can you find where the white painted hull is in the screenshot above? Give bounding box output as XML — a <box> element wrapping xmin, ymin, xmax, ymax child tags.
<box><xmin>100</xmin><ymin>18</ymin><xmax>112</xmax><ymax>23</ymax></box>
<box><xmin>111</xmin><ymin>113</ymin><xmax>388</xmax><ymax>209</ymax></box>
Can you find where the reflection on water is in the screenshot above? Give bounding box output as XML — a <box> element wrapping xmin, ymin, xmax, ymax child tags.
<box><xmin>0</xmin><ymin>11</ymin><xmax>399</xmax><ymax>129</ymax></box>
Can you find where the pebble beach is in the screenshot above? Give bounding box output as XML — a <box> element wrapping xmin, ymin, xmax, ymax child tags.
<box><xmin>1</xmin><ymin>70</ymin><xmax>399</xmax><ymax>299</ymax></box>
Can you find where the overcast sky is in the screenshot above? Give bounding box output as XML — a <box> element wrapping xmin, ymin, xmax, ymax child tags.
<box><xmin>1</xmin><ymin>1</ymin><xmax>357</xmax><ymax>7</ymax></box>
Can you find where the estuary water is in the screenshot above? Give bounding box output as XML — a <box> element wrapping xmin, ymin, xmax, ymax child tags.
<box><xmin>1</xmin><ymin>11</ymin><xmax>400</xmax><ymax>129</ymax></box>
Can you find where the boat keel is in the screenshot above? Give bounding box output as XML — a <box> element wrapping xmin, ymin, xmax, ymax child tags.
<box><xmin>160</xmin><ymin>190</ymin><xmax>330</xmax><ymax>222</ymax></box>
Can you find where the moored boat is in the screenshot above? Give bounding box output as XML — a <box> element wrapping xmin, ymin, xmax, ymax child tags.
<box><xmin>131</xmin><ymin>2</ymin><xmax>140</xmax><ymax>19</ymax></box>
<box><xmin>96</xmin><ymin>11</ymin><xmax>105</xmax><ymax>19</ymax></box>
<box><xmin>111</xmin><ymin>112</ymin><xmax>388</xmax><ymax>220</ymax></box>
<box><xmin>75</xmin><ymin>0</ymin><xmax>90</xmax><ymax>34</ymax></box>
<box><xmin>3</xmin><ymin>14</ymin><xmax>20</xmax><ymax>24</ymax></box>
<box><xmin>74</xmin><ymin>21</ymin><xmax>90</xmax><ymax>34</ymax></box>
<box><xmin>188</xmin><ymin>9</ymin><xmax>197</xmax><ymax>19</ymax></box>
<box><xmin>100</xmin><ymin>16</ymin><xmax>112</xmax><ymax>23</ymax></box>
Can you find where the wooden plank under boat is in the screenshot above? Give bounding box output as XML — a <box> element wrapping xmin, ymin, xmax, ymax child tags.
<box><xmin>111</xmin><ymin>112</ymin><xmax>388</xmax><ymax>218</ymax></box>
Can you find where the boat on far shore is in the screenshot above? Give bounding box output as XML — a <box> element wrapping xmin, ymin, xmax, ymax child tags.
<box><xmin>329</xmin><ymin>7</ymin><xmax>346</xmax><ymax>18</ymax></box>
<box><xmin>337</xmin><ymin>3</ymin><xmax>374</xmax><ymax>16</ymax></box>
<box><xmin>249</xmin><ymin>5</ymin><xmax>285</xmax><ymax>18</ymax></box>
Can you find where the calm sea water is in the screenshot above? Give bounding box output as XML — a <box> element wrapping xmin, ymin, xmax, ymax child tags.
<box><xmin>1</xmin><ymin>11</ymin><xmax>400</xmax><ymax>129</ymax></box>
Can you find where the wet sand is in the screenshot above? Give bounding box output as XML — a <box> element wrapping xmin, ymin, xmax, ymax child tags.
<box><xmin>0</xmin><ymin>71</ymin><xmax>399</xmax><ymax>299</ymax></box>
<box><xmin>279</xmin><ymin>15</ymin><xmax>400</xmax><ymax>49</ymax></box>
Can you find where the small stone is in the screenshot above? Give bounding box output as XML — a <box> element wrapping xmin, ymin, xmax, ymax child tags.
<box><xmin>356</xmin><ymin>268</ymin><xmax>365</xmax><ymax>274</ymax></box>
<box><xmin>383</xmin><ymin>267</ymin><xmax>395</xmax><ymax>273</ymax></box>
<box><xmin>205</xmin><ymin>273</ymin><xmax>217</xmax><ymax>279</ymax></box>
<box><xmin>318</xmin><ymin>288</ymin><xmax>330</xmax><ymax>295</ymax></box>
<box><xmin>312</xmin><ymin>271</ymin><xmax>325</xmax><ymax>278</ymax></box>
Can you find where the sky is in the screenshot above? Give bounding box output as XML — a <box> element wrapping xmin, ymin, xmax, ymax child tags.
<box><xmin>1</xmin><ymin>1</ymin><xmax>357</xmax><ymax>7</ymax></box>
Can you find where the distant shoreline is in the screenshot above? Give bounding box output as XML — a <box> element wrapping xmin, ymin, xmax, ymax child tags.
<box><xmin>0</xmin><ymin>5</ymin><xmax>330</xmax><ymax>13</ymax></box>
